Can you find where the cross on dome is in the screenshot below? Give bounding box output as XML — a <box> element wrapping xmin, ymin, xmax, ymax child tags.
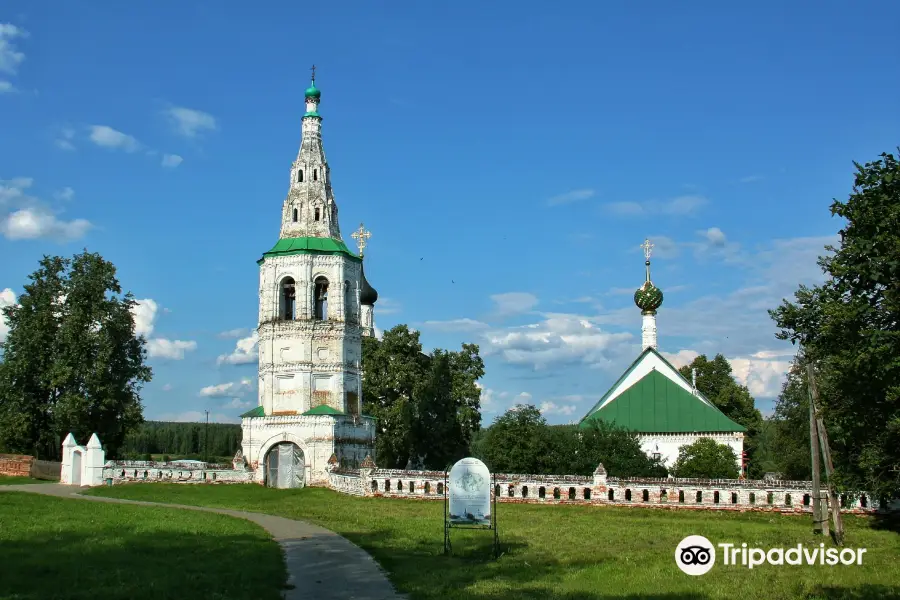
<box><xmin>640</xmin><ymin>238</ymin><xmax>654</xmax><ymax>261</ymax></box>
<box><xmin>351</xmin><ymin>223</ymin><xmax>371</xmax><ymax>257</ymax></box>
<box><xmin>311</xmin><ymin>64</ymin><xmax>316</xmax><ymax>83</ymax></box>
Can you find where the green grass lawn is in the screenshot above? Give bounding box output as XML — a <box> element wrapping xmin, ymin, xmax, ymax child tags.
<box><xmin>0</xmin><ymin>491</ymin><xmax>287</xmax><ymax>600</ymax></box>
<box><xmin>0</xmin><ymin>475</ymin><xmax>53</xmax><ymax>485</ymax></box>
<box><xmin>87</xmin><ymin>484</ymin><xmax>900</xmax><ymax>600</ymax></box>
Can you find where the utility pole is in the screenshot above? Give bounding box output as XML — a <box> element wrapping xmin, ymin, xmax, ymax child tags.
<box><xmin>204</xmin><ymin>410</ymin><xmax>210</xmax><ymax>464</ymax></box>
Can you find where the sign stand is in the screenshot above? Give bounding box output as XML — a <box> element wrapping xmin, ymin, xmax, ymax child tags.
<box><xmin>443</xmin><ymin>468</ymin><xmax>500</xmax><ymax>559</ymax></box>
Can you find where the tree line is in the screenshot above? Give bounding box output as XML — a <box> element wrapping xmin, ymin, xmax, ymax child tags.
<box><xmin>118</xmin><ymin>421</ymin><xmax>242</xmax><ymax>462</ymax></box>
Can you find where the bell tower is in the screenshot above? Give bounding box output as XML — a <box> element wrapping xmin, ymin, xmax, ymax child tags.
<box><xmin>241</xmin><ymin>68</ymin><xmax>377</xmax><ymax>487</ymax></box>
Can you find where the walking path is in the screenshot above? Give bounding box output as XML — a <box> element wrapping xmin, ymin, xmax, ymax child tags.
<box><xmin>1</xmin><ymin>484</ymin><xmax>405</xmax><ymax>600</ymax></box>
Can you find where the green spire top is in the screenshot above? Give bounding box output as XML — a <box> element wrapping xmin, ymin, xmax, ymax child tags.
<box><xmin>304</xmin><ymin>64</ymin><xmax>321</xmax><ymax>100</ymax></box>
<box><xmin>634</xmin><ymin>238</ymin><xmax>664</xmax><ymax>313</ymax></box>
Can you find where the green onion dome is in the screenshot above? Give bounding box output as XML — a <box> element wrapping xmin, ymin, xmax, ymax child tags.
<box><xmin>634</xmin><ymin>280</ymin><xmax>664</xmax><ymax>313</ymax></box>
<box><xmin>304</xmin><ymin>82</ymin><xmax>321</xmax><ymax>99</ymax></box>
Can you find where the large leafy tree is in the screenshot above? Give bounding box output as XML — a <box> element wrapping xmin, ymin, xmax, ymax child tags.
<box><xmin>768</xmin><ymin>356</ymin><xmax>813</xmax><ymax>481</ymax></box>
<box><xmin>361</xmin><ymin>325</ymin><xmax>484</xmax><ymax>470</ymax></box>
<box><xmin>769</xmin><ymin>151</ymin><xmax>900</xmax><ymax>499</ymax></box>
<box><xmin>0</xmin><ymin>252</ymin><xmax>151</xmax><ymax>459</ymax></box>
<box><xmin>672</xmin><ymin>437</ymin><xmax>740</xmax><ymax>479</ymax></box>
<box><xmin>679</xmin><ymin>354</ymin><xmax>765</xmax><ymax>477</ymax></box>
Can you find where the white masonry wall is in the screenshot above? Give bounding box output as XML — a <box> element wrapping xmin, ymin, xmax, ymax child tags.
<box><xmin>60</xmin><ymin>432</ymin><xmax>106</xmax><ymax>486</ymax></box>
<box><xmin>639</xmin><ymin>432</ymin><xmax>744</xmax><ymax>470</ymax></box>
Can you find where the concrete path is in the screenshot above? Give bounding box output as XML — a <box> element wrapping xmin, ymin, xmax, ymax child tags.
<box><xmin>1</xmin><ymin>484</ymin><xmax>405</xmax><ymax>600</ymax></box>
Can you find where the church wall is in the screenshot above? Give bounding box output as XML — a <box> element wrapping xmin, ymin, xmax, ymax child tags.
<box><xmin>639</xmin><ymin>432</ymin><xmax>744</xmax><ymax>470</ymax></box>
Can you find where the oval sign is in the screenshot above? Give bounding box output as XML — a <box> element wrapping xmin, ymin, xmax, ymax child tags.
<box><xmin>448</xmin><ymin>457</ymin><xmax>491</xmax><ymax>525</ymax></box>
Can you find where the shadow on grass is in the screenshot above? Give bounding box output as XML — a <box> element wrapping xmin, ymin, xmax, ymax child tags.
<box><xmin>807</xmin><ymin>584</ymin><xmax>900</xmax><ymax>600</ymax></box>
<box><xmin>0</xmin><ymin>529</ymin><xmax>288</xmax><ymax>600</ymax></box>
<box><xmin>869</xmin><ymin>512</ymin><xmax>900</xmax><ymax>535</ymax></box>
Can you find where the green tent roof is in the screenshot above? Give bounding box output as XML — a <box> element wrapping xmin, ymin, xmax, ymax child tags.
<box><xmin>240</xmin><ymin>406</ymin><xmax>264</xmax><ymax>418</ymax></box>
<box><xmin>302</xmin><ymin>404</ymin><xmax>345</xmax><ymax>416</ymax></box>
<box><xmin>580</xmin><ymin>369</ymin><xmax>745</xmax><ymax>433</ymax></box>
<box><xmin>258</xmin><ymin>237</ymin><xmax>360</xmax><ymax>264</ymax></box>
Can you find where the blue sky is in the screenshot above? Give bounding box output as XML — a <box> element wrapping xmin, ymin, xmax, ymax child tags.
<box><xmin>1</xmin><ymin>1</ymin><xmax>898</xmax><ymax>424</ymax></box>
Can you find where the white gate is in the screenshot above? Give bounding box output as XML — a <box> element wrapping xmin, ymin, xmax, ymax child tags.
<box><xmin>71</xmin><ymin>450</ymin><xmax>82</xmax><ymax>486</ymax></box>
<box><xmin>265</xmin><ymin>442</ymin><xmax>305</xmax><ymax>489</ymax></box>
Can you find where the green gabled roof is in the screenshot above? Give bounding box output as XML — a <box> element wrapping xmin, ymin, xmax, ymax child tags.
<box><xmin>258</xmin><ymin>237</ymin><xmax>360</xmax><ymax>265</ymax></box>
<box><xmin>581</xmin><ymin>369</ymin><xmax>745</xmax><ymax>433</ymax></box>
<box><xmin>240</xmin><ymin>406</ymin><xmax>264</xmax><ymax>418</ymax></box>
<box><xmin>302</xmin><ymin>404</ymin><xmax>345</xmax><ymax>416</ymax></box>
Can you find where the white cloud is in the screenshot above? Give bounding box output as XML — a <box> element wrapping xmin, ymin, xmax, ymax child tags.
<box><xmin>0</xmin><ymin>177</ymin><xmax>32</xmax><ymax>205</ymax></box>
<box><xmin>490</xmin><ymin>292</ymin><xmax>539</xmax><ymax>316</ymax></box>
<box><xmin>131</xmin><ymin>299</ymin><xmax>158</xmax><ymax>337</ymax></box>
<box><xmin>55</xmin><ymin>128</ymin><xmax>76</xmax><ymax>151</ymax></box>
<box><xmin>217</xmin><ymin>331</ymin><xmax>258</xmax><ymax>365</ymax></box>
<box><xmin>226</xmin><ymin>398</ymin><xmax>254</xmax><ymax>410</ymax></box>
<box><xmin>376</xmin><ymin>297</ymin><xmax>402</xmax><ymax>315</ymax></box>
<box><xmin>703</xmin><ymin>227</ymin><xmax>727</xmax><ymax>247</ymax></box>
<box><xmin>161</xmin><ymin>153</ymin><xmax>183</xmax><ymax>168</ymax></box>
<box><xmin>0</xmin><ymin>80</ymin><xmax>13</xmax><ymax>94</ymax></box>
<box><xmin>165</xmin><ymin>106</ymin><xmax>217</xmax><ymax>138</ymax></box>
<box><xmin>661</xmin><ymin>349</ymin><xmax>700</xmax><ymax>369</ymax></box>
<box><xmin>604</xmin><ymin>195</ymin><xmax>708</xmax><ymax>217</ymax></box>
<box><xmin>146</xmin><ymin>339</ymin><xmax>197</xmax><ymax>360</ymax></box>
<box><xmin>729</xmin><ymin>351</ymin><xmax>796</xmax><ymax>399</ymax></box>
<box><xmin>54</xmin><ymin>187</ymin><xmax>75</xmax><ymax>201</ymax></box>
<box><xmin>131</xmin><ymin>298</ymin><xmax>196</xmax><ymax>359</ymax></box>
<box><xmin>547</xmin><ymin>189</ymin><xmax>595</xmax><ymax>206</ymax></box>
<box><xmin>89</xmin><ymin>125</ymin><xmax>140</xmax><ymax>152</ymax></box>
<box><xmin>539</xmin><ymin>401</ymin><xmax>578</xmax><ymax>416</ymax></box>
<box><xmin>0</xmin><ymin>23</ymin><xmax>26</xmax><ymax>75</ymax></box>
<box><xmin>1</xmin><ymin>208</ymin><xmax>92</xmax><ymax>241</ymax></box>
<box><xmin>199</xmin><ymin>378</ymin><xmax>253</xmax><ymax>398</ymax></box>
<box><xmin>161</xmin><ymin>383</ymin><xmax>173</xmax><ymax>392</ymax></box>
<box><xmin>420</xmin><ymin>318</ymin><xmax>489</xmax><ymax>332</ymax></box>
<box><xmin>482</xmin><ymin>312</ymin><xmax>633</xmax><ymax>371</ymax></box>
<box><xmin>218</xmin><ymin>327</ymin><xmax>249</xmax><ymax>339</ymax></box>
<box><xmin>0</xmin><ymin>287</ymin><xmax>16</xmax><ymax>342</ymax></box>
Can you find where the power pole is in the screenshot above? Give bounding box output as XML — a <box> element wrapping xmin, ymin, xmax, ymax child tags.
<box><xmin>204</xmin><ymin>410</ymin><xmax>210</xmax><ymax>464</ymax></box>
<box><xmin>807</xmin><ymin>363</ymin><xmax>845</xmax><ymax>545</ymax></box>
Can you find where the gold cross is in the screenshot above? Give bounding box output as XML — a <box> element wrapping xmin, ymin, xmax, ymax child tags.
<box><xmin>311</xmin><ymin>64</ymin><xmax>316</xmax><ymax>82</ymax></box>
<box><xmin>640</xmin><ymin>238</ymin><xmax>654</xmax><ymax>261</ymax></box>
<box><xmin>351</xmin><ymin>223</ymin><xmax>371</xmax><ymax>257</ymax></box>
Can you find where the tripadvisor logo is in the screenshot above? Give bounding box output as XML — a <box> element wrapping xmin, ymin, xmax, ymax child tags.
<box><xmin>675</xmin><ymin>536</ymin><xmax>867</xmax><ymax>575</ymax></box>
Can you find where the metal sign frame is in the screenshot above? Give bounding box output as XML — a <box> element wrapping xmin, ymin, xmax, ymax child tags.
<box><xmin>443</xmin><ymin>468</ymin><xmax>500</xmax><ymax>559</ymax></box>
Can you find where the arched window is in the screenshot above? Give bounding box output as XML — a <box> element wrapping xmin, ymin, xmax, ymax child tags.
<box><xmin>315</xmin><ymin>207</ymin><xmax>321</xmax><ymax>221</ymax></box>
<box><xmin>608</xmin><ymin>489</ymin><xmax>615</xmax><ymax>501</ymax></box>
<box><xmin>281</xmin><ymin>277</ymin><xmax>296</xmax><ymax>320</ymax></box>
<box><xmin>507</xmin><ymin>485</ymin><xmax>514</xmax><ymax>497</ymax></box>
<box><xmin>568</xmin><ymin>487</ymin><xmax>575</xmax><ymax>500</ymax></box>
<box><xmin>298</xmin><ymin>169</ymin><xmax>304</xmax><ymax>183</ymax></box>
<box><xmin>522</xmin><ymin>486</ymin><xmax>528</xmax><ymax>498</ymax></box>
<box><xmin>313</xmin><ymin>169</ymin><xmax>318</xmax><ymax>181</ymax></box>
<box><xmin>583</xmin><ymin>488</ymin><xmax>591</xmax><ymax>500</ymax></box>
<box><xmin>625</xmin><ymin>489</ymin><xmax>632</xmax><ymax>501</ymax></box>
<box><xmin>538</xmin><ymin>486</ymin><xmax>546</xmax><ymax>499</ymax></box>
<box><xmin>371</xmin><ymin>480</ymin><xmax>378</xmax><ymax>492</ymax></box>
<box><xmin>714</xmin><ymin>491</ymin><xmax>720</xmax><ymax>504</ymax></box>
<box><xmin>292</xmin><ymin>208</ymin><xmax>298</xmax><ymax>222</ymax></box>
<box><xmin>642</xmin><ymin>489</ymin><xmax>649</xmax><ymax>502</ymax></box>
<box><xmin>696</xmin><ymin>491</ymin><xmax>703</xmax><ymax>503</ymax></box>
<box><xmin>314</xmin><ymin>277</ymin><xmax>329</xmax><ymax>320</ymax></box>
<box><xmin>424</xmin><ymin>482</ymin><xmax>430</xmax><ymax>494</ymax></box>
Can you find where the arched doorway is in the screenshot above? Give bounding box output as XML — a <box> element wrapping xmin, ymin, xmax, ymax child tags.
<box><xmin>265</xmin><ymin>442</ymin><xmax>305</xmax><ymax>489</ymax></box>
<box><xmin>71</xmin><ymin>450</ymin><xmax>82</xmax><ymax>486</ymax></box>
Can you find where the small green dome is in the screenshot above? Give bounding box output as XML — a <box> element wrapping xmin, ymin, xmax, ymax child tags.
<box><xmin>634</xmin><ymin>281</ymin><xmax>664</xmax><ymax>312</ymax></box>
<box><xmin>305</xmin><ymin>82</ymin><xmax>321</xmax><ymax>99</ymax></box>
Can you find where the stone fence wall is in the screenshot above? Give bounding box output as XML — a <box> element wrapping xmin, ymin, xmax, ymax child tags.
<box><xmin>327</xmin><ymin>465</ymin><xmax>881</xmax><ymax>514</ymax></box>
<box><xmin>0</xmin><ymin>454</ymin><xmax>35</xmax><ymax>477</ymax></box>
<box><xmin>101</xmin><ymin>461</ymin><xmax>254</xmax><ymax>485</ymax></box>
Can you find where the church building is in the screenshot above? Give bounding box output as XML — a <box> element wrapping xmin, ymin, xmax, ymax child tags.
<box><xmin>239</xmin><ymin>71</ymin><xmax>378</xmax><ymax>488</ymax></box>
<box><xmin>579</xmin><ymin>240</ymin><xmax>745</xmax><ymax>471</ymax></box>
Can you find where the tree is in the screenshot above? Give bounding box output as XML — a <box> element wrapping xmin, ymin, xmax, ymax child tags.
<box><xmin>0</xmin><ymin>252</ymin><xmax>151</xmax><ymax>459</ymax></box>
<box><xmin>477</xmin><ymin>406</ymin><xmax>667</xmax><ymax>477</ymax></box>
<box><xmin>479</xmin><ymin>404</ymin><xmax>549</xmax><ymax>474</ymax></box>
<box><xmin>361</xmin><ymin>325</ymin><xmax>484</xmax><ymax>469</ymax></box>
<box><xmin>672</xmin><ymin>437</ymin><xmax>740</xmax><ymax>479</ymax></box>
<box><xmin>769</xmin><ymin>151</ymin><xmax>900</xmax><ymax>499</ymax></box>
<box><xmin>679</xmin><ymin>354</ymin><xmax>765</xmax><ymax>478</ymax></box>
<box><xmin>768</xmin><ymin>356</ymin><xmax>813</xmax><ymax>480</ymax></box>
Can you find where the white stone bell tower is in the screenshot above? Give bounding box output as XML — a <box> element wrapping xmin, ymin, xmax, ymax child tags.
<box><xmin>240</xmin><ymin>68</ymin><xmax>377</xmax><ymax>487</ymax></box>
